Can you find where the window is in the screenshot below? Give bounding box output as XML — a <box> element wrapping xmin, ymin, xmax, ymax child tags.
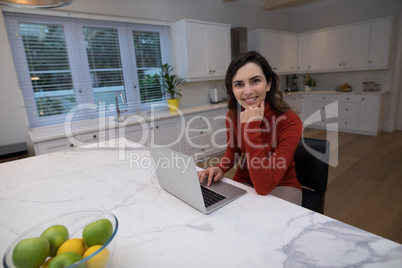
<box><xmin>4</xmin><ymin>12</ymin><xmax>170</xmax><ymax>127</ymax></box>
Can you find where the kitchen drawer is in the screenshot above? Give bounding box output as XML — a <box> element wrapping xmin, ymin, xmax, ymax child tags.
<box><xmin>313</xmin><ymin>101</ymin><xmax>330</xmax><ymax>114</ymax></box>
<box><xmin>313</xmin><ymin>94</ymin><xmax>337</xmax><ymax>103</ymax></box>
<box><xmin>186</xmin><ymin>115</ymin><xmax>213</xmax><ymax>129</ymax></box>
<box><xmin>339</xmin><ymin>117</ymin><xmax>359</xmax><ymax>130</ymax></box>
<box><xmin>186</xmin><ymin>128</ymin><xmax>212</xmax><ymax>139</ymax></box>
<box><xmin>35</xmin><ymin>138</ymin><xmax>75</xmax><ymax>155</ymax></box>
<box><xmin>189</xmin><ymin>145</ymin><xmax>215</xmax><ymax>161</ymax></box>
<box><xmin>338</xmin><ymin>94</ymin><xmax>361</xmax><ymax>103</ymax></box>
<box><xmin>339</xmin><ymin>103</ymin><xmax>360</xmax><ymax>117</ymax></box>
<box><xmin>187</xmin><ymin>132</ymin><xmax>213</xmax><ymax>147</ymax></box>
<box><xmin>74</xmin><ymin>131</ymin><xmax>105</xmax><ymax>146</ymax></box>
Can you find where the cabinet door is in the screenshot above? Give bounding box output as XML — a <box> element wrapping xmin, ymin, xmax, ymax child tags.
<box><xmin>74</xmin><ymin>131</ymin><xmax>106</xmax><ymax>147</ymax></box>
<box><xmin>308</xmin><ymin>33</ymin><xmax>321</xmax><ymax>71</ymax></box>
<box><xmin>151</xmin><ymin>117</ymin><xmax>183</xmax><ymax>152</ymax></box>
<box><xmin>298</xmin><ymin>33</ymin><xmax>320</xmax><ymax>72</ymax></box>
<box><xmin>208</xmin><ymin>25</ymin><xmax>231</xmax><ymax>77</ymax></box>
<box><xmin>35</xmin><ymin>138</ymin><xmax>75</xmax><ymax>155</ymax></box>
<box><xmin>119</xmin><ymin>124</ymin><xmax>149</xmax><ymax>147</ymax></box>
<box><xmin>369</xmin><ymin>18</ymin><xmax>392</xmax><ymax>68</ymax></box>
<box><xmin>260</xmin><ymin>31</ymin><xmax>277</xmax><ymax>69</ymax></box>
<box><xmin>186</xmin><ymin>22</ymin><xmax>209</xmax><ymax>79</ymax></box>
<box><xmin>343</xmin><ymin>24</ymin><xmax>370</xmax><ymax>68</ymax></box>
<box><xmin>297</xmin><ymin>34</ymin><xmax>309</xmax><ymax>72</ymax></box>
<box><xmin>278</xmin><ymin>34</ymin><xmax>297</xmax><ymax>73</ymax></box>
<box><xmin>359</xmin><ymin>95</ymin><xmax>381</xmax><ymax>133</ymax></box>
<box><xmin>320</xmin><ymin>29</ymin><xmax>343</xmax><ymax>70</ymax></box>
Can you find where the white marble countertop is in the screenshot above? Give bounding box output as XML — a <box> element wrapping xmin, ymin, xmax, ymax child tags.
<box><xmin>28</xmin><ymin>102</ymin><xmax>228</xmax><ymax>143</ymax></box>
<box><xmin>1</xmin><ymin>141</ymin><xmax>401</xmax><ymax>267</ymax></box>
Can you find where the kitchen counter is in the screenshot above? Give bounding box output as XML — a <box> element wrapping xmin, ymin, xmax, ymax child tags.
<box><xmin>281</xmin><ymin>90</ymin><xmax>389</xmax><ymax>96</ymax></box>
<box><xmin>29</xmin><ymin>102</ymin><xmax>228</xmax><ymax>143</ymax></box>
<box><xmin>1</xmin><ymin>141</ymin><xmax>401</xmax><ymax>267</ymax></box>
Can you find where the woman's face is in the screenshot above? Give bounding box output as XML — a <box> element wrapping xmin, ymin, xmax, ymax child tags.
<box><xmin>232</xmin><ymin>62</ymin><xmax>271</xmax><ymax>109</ymax></box>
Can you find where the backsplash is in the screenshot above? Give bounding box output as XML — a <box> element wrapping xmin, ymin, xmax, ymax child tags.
<box><xmin>278</xmin><ymin>69</ymin><xmax>392</xmax><ymax>93</ymax></box>
<box><xmin>180</xmin><ymin>80</ymin><xmax>226</xmax><ymax>108</ymax></box>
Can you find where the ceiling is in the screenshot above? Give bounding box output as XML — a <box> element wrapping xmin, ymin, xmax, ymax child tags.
<box><xmin>222</xmin><ymin>0</ymin><xmax>322</xmax><ymax>10</ymax></box>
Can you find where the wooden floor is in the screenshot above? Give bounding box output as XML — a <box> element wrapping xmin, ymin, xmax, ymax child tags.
<box><xmin>198</xmin><ymin>129</ymin><xmax>402</xmax><ymax>244</ymax></box>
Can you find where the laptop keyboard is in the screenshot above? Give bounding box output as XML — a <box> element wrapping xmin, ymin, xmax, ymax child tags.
<box><xmin>201</xmin><ymin>186</ymin><xmax>226</xmax><ymax>207</ymax></box>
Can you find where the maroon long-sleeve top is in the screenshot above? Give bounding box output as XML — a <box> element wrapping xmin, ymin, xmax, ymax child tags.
<box><xmin>217</xmin><ymin>102</ymin><xmax>303</xmax><ymax>195</ymax></box>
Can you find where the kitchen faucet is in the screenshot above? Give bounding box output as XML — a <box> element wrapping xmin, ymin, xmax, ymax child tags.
<box><xmin>115</xmin><ymin>92</ymin><xmax>127</xmax><ymax>122</ymax></box>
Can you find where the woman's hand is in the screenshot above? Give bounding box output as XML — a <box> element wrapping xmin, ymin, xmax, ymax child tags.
<box><xmin>198</xmin><ymin>167</ymin><xmax>224</xmax><ymax>187</ymax></box>
<box><xmin>240</xmin><ymin>101</ymin><xmax>265</xmax><ymax>123</ymax></box>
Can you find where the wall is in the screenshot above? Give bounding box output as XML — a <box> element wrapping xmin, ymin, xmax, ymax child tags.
<box><xmin>1</xmin><ymin>0</ymin><xmax>402</xmax><ymax>149</ymax></box>
<box><xmin>0</xmin><ymin>8</ymin><xmax>29</xmax><ymax>147</ymax></box>
<box><xmin>0</xmin><ymin>0</ymin><xmax>293</xmax><ymax>148</ymax></box>
<box><xmin>290</xmin><ymin>0</ymin><xmax>402</xmax><ymax>132</ymax></box>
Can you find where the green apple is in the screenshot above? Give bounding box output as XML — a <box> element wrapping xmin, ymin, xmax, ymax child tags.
<box><xmin>82</xmin><ymin>218</ymin><xmax>113</xmax><ymax>247</ymax></box>
<box><xmin>40</xmin><ymin>225</ymin><xmax>69</xmax><ymax>256</ymax></box>
<box><xmin>48</xmin><ymin>252</ymin><xmax>84</xmax><ymax>268</ymax></box>
<box><xmin>12</xmin><ymin>237</ymin><xmax>50</xmax><ymax>268</ymax></box>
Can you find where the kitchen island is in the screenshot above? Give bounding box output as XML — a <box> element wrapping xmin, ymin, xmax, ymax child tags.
<box><xmin>1</xmin><ymin>140</ymin><xmax>401</xmax><ymax>267</ymax></box>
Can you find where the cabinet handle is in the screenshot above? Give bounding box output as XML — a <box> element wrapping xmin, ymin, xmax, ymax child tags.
<box><xmin>201</xmin><ymin>148</ymin><xmax>204</xmax><ymax>151</ymax></box>
<box><xmin>213</xmin><ymin>70</ymin><xmax>216</xmax><ymax>73</ymax></box>
<box><xmin>345</xmin><ymin>122</ymin><xmax>348</xmax><ymax>125</ymax></box>
<box><xmin>343</xmin><ymin>63</ymin><xmax>346</xmax><ymax>66</ymax></box>
<box><xmin>70</xmin><ymin>144</ymin><xmax>74</xmax><ymax>147</ymax></box>
<box><xmin>156</xmin><ymin>126</ymin><xmax>159</xmax><ymax>129</ymax></box>
<box><xmin>368</xmin><ymin>60</ymin><xmax>372</xmax><ymax>64</ymax></box>
<box><xmin>345</xmin><ymin>108</ymin><xmax>349</xmax><ymax>111</ymax></box>
<box><xmin>339</xmin><ymin>63</ymin><xmax>342</xmax><ymax>66</ymax></box>
<box><xmin>200</xmin><ymin>131</ymin><xmax>203</xmax><ymax>134</ymax></box>
<box><xmin>323</xmin><ymin>97</ymin><xmax>326</xmax><ymax>100</ymax></box>
<box><xmin>346</xmin><ymin>97</ymin><xmax>349</xmax><ymax>100</ymax></box>
<box><xmin>93</xmin><ymin>134</ymin><xmax>97</xmax><ymax>139</ymax></box>
<box><xmin>308</xmin><ymin>65</ymin><xmax>311</xmax><ymax>68</ymax></box>
<box><xmin>362</xmin><ymin>98</ymin><xmax>365</xmax><ymax>101</ymax></box>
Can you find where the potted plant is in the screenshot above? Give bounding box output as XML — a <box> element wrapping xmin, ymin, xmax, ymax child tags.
<box><xmin>160</xmin><ymin>63</ymin><xmax>185</xmax><ymax>111</ymax></box>
<box><xmin>303</xmin><ymin>74</ymin><xmax>316</xmax><ymax>91</ymax></box>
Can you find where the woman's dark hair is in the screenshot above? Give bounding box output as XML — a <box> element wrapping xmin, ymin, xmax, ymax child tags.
<box><xmin>225</xmin><ymin>51</ymin><xmax>290</xmax><ymax>114</ymax></box>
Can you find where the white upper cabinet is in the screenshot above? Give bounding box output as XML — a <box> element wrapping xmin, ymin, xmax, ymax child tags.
<box><xmin>248</xmin><ymin>30</ymin><xmax>297</xmax><ymax>74</ymax></box>
<box><xmin>171</xmin><ymin>19</ymin><xmax>231</xmax><ymax>81</ymax></box>
<box><xmin>320</xmin><ymin>24</ymin><xmax>370</xmax><ymax>70</ymax></box>
<box><xmin>298</xmin><ymin>32</ymin><xmax>321</xmax><ymax>72</ymax></box>
<box><xmin>368</xmin><ymin>18</ymin><xmax>393</xmax><ymax>68</ymax></box>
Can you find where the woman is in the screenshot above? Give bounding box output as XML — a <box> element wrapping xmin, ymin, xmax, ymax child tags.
<box><xmin>198</xmin><ymin>51</ymin><xmax>303</xmax><ymax>205</ymax></box>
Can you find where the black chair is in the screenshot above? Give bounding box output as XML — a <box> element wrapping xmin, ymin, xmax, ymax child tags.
<box><xmin>294</xmin><ymin>137</ymin><xmax>330</xmax><ymax>214</ymax></box>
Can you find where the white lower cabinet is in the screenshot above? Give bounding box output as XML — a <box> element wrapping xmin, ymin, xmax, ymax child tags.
<box><xmin>183</xmin><ymin>109</ymin><xmax>227</xmax><ymax>161</ymax></box>
<box><xmin>300</xmin><ymin>92</ymin><xmax>387</xmax><ymax>135</ymax></box>
<box><xmin>33</xmin><ymin>108</ymin><xmax>228</xmax><ymax>157</ymax></box>
<box><xmin>35</xmin><ymin>137</ymin><xmax>75</xmax><ymax>155</ymax></box>
<box><xmin>150</xmin><ymin>117</ymin><xmax>184</xmax><ymax>152</ymax></box>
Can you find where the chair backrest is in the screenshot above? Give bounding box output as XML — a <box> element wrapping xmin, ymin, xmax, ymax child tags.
<box><xmin>294</xmin><ymin>137</ymin><xmax>330</xmax><ymax>194</ymax></box>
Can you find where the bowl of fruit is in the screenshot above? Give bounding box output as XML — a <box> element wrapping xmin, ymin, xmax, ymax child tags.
<box><xmin>3</xmin><ymin>209</ymin><xmax>118</xmax><ymax>268</ymax></box>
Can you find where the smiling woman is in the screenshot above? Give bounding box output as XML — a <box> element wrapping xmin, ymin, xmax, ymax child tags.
<box><xmin>198</xmin><ymin>51</ymin><xmax>304</xmax><ymax>205</ymax></box>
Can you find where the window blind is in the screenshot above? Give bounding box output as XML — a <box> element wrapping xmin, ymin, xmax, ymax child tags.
<box><xmin>4</xmin><ymin>12</ymin><xmax>171</xmax><ymax>128</ymax></box>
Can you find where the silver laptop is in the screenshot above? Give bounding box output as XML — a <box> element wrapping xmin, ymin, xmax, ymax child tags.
<box><xmin>149</xmin><ymin>147</ymin><xmax>247</xmax><ymax>214</ymax></box>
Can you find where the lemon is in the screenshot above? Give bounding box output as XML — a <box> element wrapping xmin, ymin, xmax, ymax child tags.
<box><xmin>83</xmin><ymin>245</ymin><xmax>110</xmax><ymax>268</ymax></box>
<box><xmin>56</xmin><ymin>238</ymin><xmax>86</xmax><ymax>256</ymax></box>
<box><xmin>42</xmin><ymin>257</ymin><xmax>53</xmax><ymax>268</ymax></box>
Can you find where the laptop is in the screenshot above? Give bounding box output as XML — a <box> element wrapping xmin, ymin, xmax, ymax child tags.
<box><xmin>149</xmin><ymin>147</ymin><xmax>247</xmax><ymax>214</ymax></box>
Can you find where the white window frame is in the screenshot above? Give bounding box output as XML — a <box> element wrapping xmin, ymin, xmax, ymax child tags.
<box><xmin>4</xmin><ymin>11</ymin><xmax>171</xmax><ymax>128</ymax></box>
